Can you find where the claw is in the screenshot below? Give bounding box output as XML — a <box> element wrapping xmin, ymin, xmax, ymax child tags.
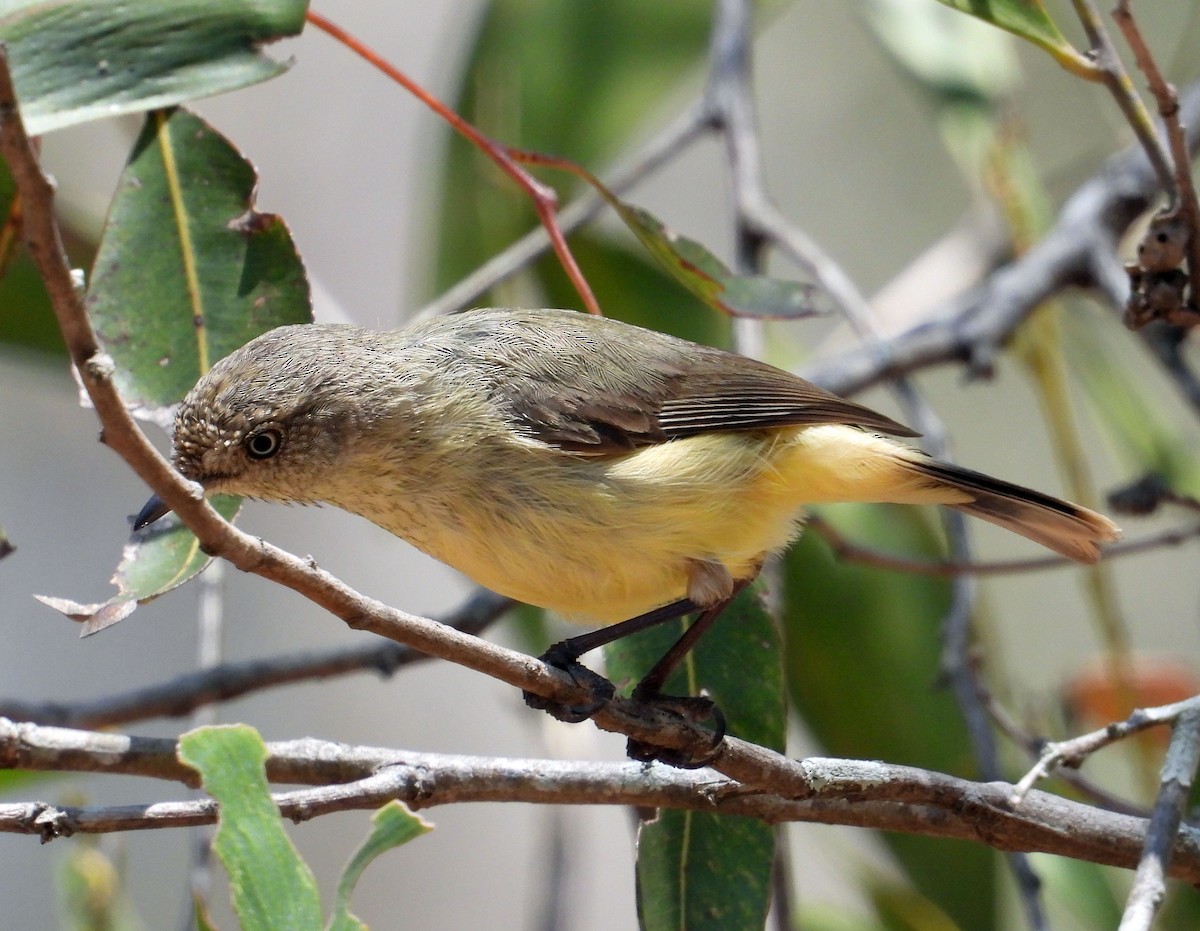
<box><xmin>625</xmin><ymin>694</ymin><xmax>727</xmax><ymax>768</ymax></box>
<box><xmin>522</xmin><ymin>641</ymin><xmax>615</xmax><ymax>723</ymax></box>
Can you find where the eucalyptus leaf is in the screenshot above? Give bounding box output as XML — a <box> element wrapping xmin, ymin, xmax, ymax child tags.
<box><xmin>783</xmin><ymin>504</ymin><xmax>998</xmax><ymax>930</ymax></box>
<box><xmin>607</xmin><ymin>584</ymin><xmax>783</xmax><ymax>931</ymax></box>
<box><xmin>610</xmin><ymin>199</ymin><xmax>826</xmax><ymax>319</ymax></box>
<box><xmin>0</xmin><ymin>0</ymin><xmax>308</xmax><ymax>136</ymax></box>
<box><xmin>178</xmin><ymin>724</ymin><xmax>323</xmax><ymax>931</ymax></box>
<box><xmin>37</xmin><ymin>494</ymin><xmax>242</xmax><ymax>635</ymax></box>
<box><xmin>328</xmin><ymin>802</ymin><xmax>433</xmax><ymax>931</ymax></box>
<box><xmin>88</xmin><ymin>107</ymin><xmax>312</xmax><ymax>414</ymax></box>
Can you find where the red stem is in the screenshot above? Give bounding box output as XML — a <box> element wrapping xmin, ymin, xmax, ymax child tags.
<box><xmin>304</xmin><ymin>10</ymin><xmax>601</xmax><ymax>315</ymax></box>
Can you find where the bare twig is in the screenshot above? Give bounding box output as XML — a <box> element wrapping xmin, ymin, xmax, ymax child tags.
<box><xmin>1012</xmin><ymin>695</ymin><xmax>1200</xmax><ymax>805</ymax></box>
<box><xmin>807</xmin><ymin>514</ymin><xmax>1200</xmax><ymax>576</ymax></box>
<box><xmin>1119</xmin><ymin>706</ymin><xmax>1200</xmax><ymax>930</ymax></box>
<box><xmin>0</xmin><ymin>589</ymin><xmax>512</xmax><ymax>730</ymax></box>
<box><xmin>304</xmin><ymin>11</ymin><xmax>600</xmax><ymax>315</ymax></box>
<box><xmin>1069</xmin><ymin>0</ymin><xmax>1175</xmax><ymax>196</ymax></box>
<box><xmin>804</xmin><ymin>78</ymin><xmax>1200</xmax><ymax>396</ymax></box>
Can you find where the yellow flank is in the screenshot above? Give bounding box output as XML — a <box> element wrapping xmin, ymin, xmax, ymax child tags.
<box><xmin>376</xmin><ymin>423</ymin><xmax>965</xmax><ymax>625</ymax></box>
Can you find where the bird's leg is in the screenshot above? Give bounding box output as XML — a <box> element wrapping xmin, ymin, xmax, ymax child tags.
<box><xmin>523</xmin><ymin>597</ymin><xmax>698</xmax><ymax>723</ymax></box>
<box><xmin>625</xmin><ymin>577</ymin><xmax>753</xmax><ymax>768</ymax></box>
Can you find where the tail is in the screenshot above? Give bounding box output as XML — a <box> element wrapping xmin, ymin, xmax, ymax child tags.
<box><xmin>905</xmin><ymin>458</ymin><xmax>1121</xmax><ymax>564</ymax></box>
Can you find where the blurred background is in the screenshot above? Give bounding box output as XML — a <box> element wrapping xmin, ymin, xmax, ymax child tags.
<box><xmin>2</xmin><ymin>1</ymin><xmax>1200</xmax><ymax>928</ymax></box>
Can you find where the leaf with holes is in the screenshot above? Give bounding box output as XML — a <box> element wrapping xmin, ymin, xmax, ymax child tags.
<box><xmin>38</xmin><ymin>495</ymin><xmax>242</xmax><ymax>636</ymax></box>
<box><xmin>87</xmin><ymin>107</ymin><xmax>311</xmax><ymax>418</ymax></box>
<box><xmin>0</xmin><ymin>0</ymin><xmax>308</xmax><ymax>136</ymax></box>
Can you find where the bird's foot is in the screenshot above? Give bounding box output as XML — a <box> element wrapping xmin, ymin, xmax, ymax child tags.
<box><xmin>523</xmin><ymin>641</ymin><xmax>615</xmax><ymax>723</ymax></box>
<box><xmin>625</xmin><ymin>691</ymin><xmax>727</xmax><ymax>769</ymax></box>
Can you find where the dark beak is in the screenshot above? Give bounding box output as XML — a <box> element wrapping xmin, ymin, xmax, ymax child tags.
<box><xmin>133</xmin><ymin>494</ymin><xmax>172</xmax><ymax>531</ymax></box>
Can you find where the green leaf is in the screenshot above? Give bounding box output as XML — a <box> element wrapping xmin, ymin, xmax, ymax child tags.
<box><xmin>782</xmin><ymin>504</ymin><xmax>998</xmax><ymax>930</ymax></box>
<box><xmin>0</xmin><ymin>0</ymin><xmax>308</xmax><ymax>136</ymax></box>
<box><xmin>53</xmin><ymin>107</ymin><xmax>312</xmax><ymax>632</ymax></box>
<box><xmin>636</xmin><ymin>810</ymin><xmax>776</xmax><ymax>931</ymax></box>
<box><xmin>934</xmin><ymin>0</ymin><xmax>1095</xmax><ymax>77</ymax></box>
<box><xmin>178</xmin><ymin>724</ymin><xmax>323</xmax><ymax>931</ymax></box>
<box><xmin>88</xmin><ymin>107</ymin><xmax>312</xmax><ymax>414</ymax></box>
<box><xmin>608</xmin><ymin>198</ymin><xmax>825</xmax><ymax>319</ymax></box>
<box><xmin>328</xmin><ymin>802</ymin><xmax>433</xmax><ymax>931</ymax></box>
<box><xmin>36</xmin><ymin>494</ymin><xmax>242</xmax><ymax>635</ymax></box>
<box><xmin>606</xmin><ymin>584</ymin><xmax>783</xmax><ymax>931</ymax></box>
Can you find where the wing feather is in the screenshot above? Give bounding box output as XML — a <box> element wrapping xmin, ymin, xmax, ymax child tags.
<box><xmin>433</xmin><ymin>308</ymin><xmax>918</xmax><ymax>455</ymax></box>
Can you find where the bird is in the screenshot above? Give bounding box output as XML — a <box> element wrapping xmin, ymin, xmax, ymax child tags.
<box><xmin>136</xmin><ymin>307</ymin><xmax>1120</xmax><ymax>758</ymax></box>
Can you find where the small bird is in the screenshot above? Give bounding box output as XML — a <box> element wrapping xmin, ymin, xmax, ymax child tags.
<box><xmin>137</xmin><ymin>308</ymin><xmax>1120</xmax><ymax>752</ymax></box>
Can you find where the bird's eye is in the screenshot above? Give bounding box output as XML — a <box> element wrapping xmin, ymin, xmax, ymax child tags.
<box><xmin>245</xmin><ymin>428</ymin><xmax>283</xmax><ymax>460</ymax></box>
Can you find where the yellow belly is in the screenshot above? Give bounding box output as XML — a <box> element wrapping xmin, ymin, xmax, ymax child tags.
<box><xmin>356</xmin><ymin>424</ymin><xmax>962</xmax><ymax>625</ymax></box>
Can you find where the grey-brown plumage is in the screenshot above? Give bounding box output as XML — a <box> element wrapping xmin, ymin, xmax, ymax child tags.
<box><xmin>151</xmin><ymin>308</ymin><xmax>1121</xmax><ymax>622</ymax></box>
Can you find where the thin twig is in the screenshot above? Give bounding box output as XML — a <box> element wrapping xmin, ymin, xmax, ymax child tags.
<box><xmin>1070</xmin><ymin>0</ymin><xmax>1175</xmax><ymax>197</ymax></box>
<box><xmin>0</xmin><ymin>589</ymin><xmax>512</xmax><ymax>730</ymax></box>
<box><xmin>1119</xmin><ymin>706</ymin><xmax>1200</xmax><ymax>930</ymax></box>
<box><xmin>304</xmin><ymin>11</ymin><xmax>600</xmax><ymax>315</ymax></box>
<box><xmin>1012</xmin><ymin>695</ymin><xmax>1200</xmax><ymax>805</ymax></box>
<box><xmin>806</xmin><ymin>514</ymin><xmax>1200</xmax><ymax>576</ymax></box>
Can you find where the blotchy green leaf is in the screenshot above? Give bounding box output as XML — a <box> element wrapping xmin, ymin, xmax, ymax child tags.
<box><xmin>328</xmin><ymin>802</ymin><xmax>433</xmax><ymax>931</ymax></box>
<box><xmin>88</xmin><ymin>107</ymin><xmax>312</xmax><ymax>414</ymax></box>
<box><xmin>0</xmin><ymin>0</ymin><xmax>308</xmax><ymax>136</ymax></box>
<box><xmin>38</xmin><ymin>494</ymin><xmax>242</xmax><ymax>635</ymax></box>
<box><xmin>606</xmin><ymin>584</ymin><xmax>782</xmax><ymax>931</ymax></box>
<box><xmin>179</xmin><ymin>725</ymin><xmax>322</xmax><ymax>931</ymax></box>
<box><xmin>783</xmin><ymin>504</ymin><xmax>998</xmax><ymax>930</ymax></box>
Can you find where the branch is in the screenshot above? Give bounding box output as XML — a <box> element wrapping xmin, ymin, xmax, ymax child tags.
<box><xmin>3</xmin><ymin>719</ymin><xmax>1200</xmax><ymax>884</ymax></box>
<box><xmin>1120</xmin><ymin>706</ymin><xmax>1200</xmax><ymax>930</ymax></box>
<box><xmin>1012</xmin><ymin>695</ymin><xmax>1200</xmax><ymax>804</ymax></box>
<box><xmin>803</xmin><ymin>78</ymin><xmax>1200</xmax><ymax>396</ymax></box>
<box><xmin>807</xmin><ymin>514</ymin><xmax>1200</xmax><ymax>577</ymax></box>
<box><xmin>0</xmin><ymin>589</ymin><xmax>512</xmax><ymax>729</ymax></box>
